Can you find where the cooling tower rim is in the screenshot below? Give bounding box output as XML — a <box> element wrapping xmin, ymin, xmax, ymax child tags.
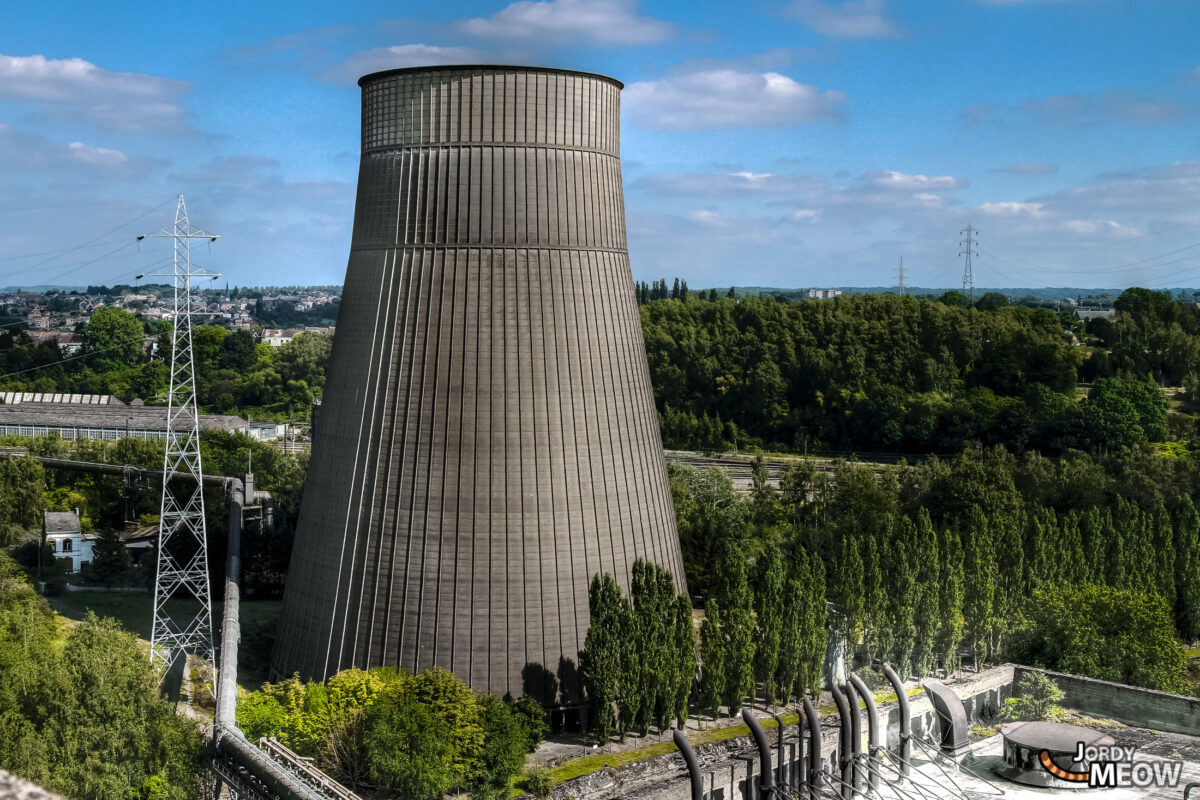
<box><xmin>358</xmin><ymin>64</ymin><xmax>624</xmax><ymax>90</ymax></box>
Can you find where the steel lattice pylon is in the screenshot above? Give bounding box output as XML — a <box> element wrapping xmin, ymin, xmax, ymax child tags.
<box><xmin>144</xmin><ymin>195</ymin><xmax>220</xmax><ymax>687</ymax></box>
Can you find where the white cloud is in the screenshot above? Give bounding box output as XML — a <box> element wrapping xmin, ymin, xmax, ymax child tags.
<box><xmin>320</xmin><ymin>44</ymin><xmax>488</xmax><ymax>83</ymax></box>
<box><xmin>458</xmin><ymin>0</ymin><xmax>675</xmax><ymax>46</ymax></box>
<box><xmin>979</xmin><ymin>201</ymin><xmax>1047</xmax><ymax>217</ymax></box>
<box><xmin>687</xmin><ymin>210</ymin><xmax>726</xmax><ymax>225</ymax></box>
<box><xmin>0</xmin><ymin>123</ymin><xmax>166</xmax><ymax>179</ymax></box>
<box><xmin>861</xmin><ymin>170</ymin><xmax>968</xmax><ymax>191</ymax></box>
<box><xmin>625</xmin><ymin>69</ymin><xmax>844</xmax><ymax>130</ymax></box>
<box><xmin>0</xmin><ymin>54</ymin><xmax>192</xmax><ymax>136</ymax></box>
<box><xmin>636</xmin><ymin>171</ymin><xmax>828</xmax><ymax>195</ymax></box>
<box><xmin>787</xmin><ymin>0</ymin><xmax>901</xmax><ymax>38</ymax></box>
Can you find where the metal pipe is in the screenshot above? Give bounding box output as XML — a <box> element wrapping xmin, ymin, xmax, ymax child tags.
<box><xmin>744</xmin><ymin>708</ymin><xmax>774</xmax><ymax>799</ymax></box>
<box><xmin>673</xmin><ymin>728</ymin><xmax>704</xmax><ymax>800</ymax></box>
<box><xmin>828</xmin><ymin>685</ymin><xmax>852</xmax><ymax>799</ymax></box>
<box><xmin>2</xmin><ymin>451</ymin><xmax>238</xmax><ymax>488</ymax></box>
<box><xmin>770</xmin><ymin>712</ymin><xmax>786</xmax><ymax>789</ymax></box>
<box><xmin>847</xmin><ymin>673</ymin><xmax>880</xmax><ymax>793</ymax></box>
<box><xmin>214</xmin><ymin>478</ymin><xmax>243</xmax><ymax>727</ymax></box>
<box><xmin>802</xmin><ymin>696</ymin><xmax>822</xmax><ymax>798</ymax></box>
<box><xmin>881</xmin><ymin>664</ymin><xmax>912</xmax><ymax>777</ymax></box>
<box><xmin>843</xmin><ymin>680</ymin><xmax>862</xmax><ymax>795</ymax></box>
<box><xmin>215</xmin><ymin>727</ymin><xmax>328</xmax><ymax>800</ymax></box>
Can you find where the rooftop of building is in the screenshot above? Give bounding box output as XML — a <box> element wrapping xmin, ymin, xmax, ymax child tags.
<box><xmin>43</xmin><ymin>510</ymin><xmax>80</xmax><ymax>534</ymax></box>
<box><xmin>0</xmin><ymin>401</ymin><xmax>246</xmax><ymax>432</ymax></box>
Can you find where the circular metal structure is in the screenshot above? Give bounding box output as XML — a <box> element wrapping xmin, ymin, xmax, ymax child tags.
<box><xmin>270</xmin><ymin>65</ymin><xmax>686</xmax><ymax>707</ymax></box>
<box><xmin>994</xmin><ymin>721</ymin><xmax>1116</xmax><ymax>789</ymax></box>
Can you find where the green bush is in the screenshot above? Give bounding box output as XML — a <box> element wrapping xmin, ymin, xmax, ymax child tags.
<box><xmin>1001</xmin><ymin>673</ymin><xmax>1065</xmax><ymax>722</ymax></box>
<box><xmin>525</xmin><ymin>766</ymin><xmax>555</xmax><ymax>799</ymax></box>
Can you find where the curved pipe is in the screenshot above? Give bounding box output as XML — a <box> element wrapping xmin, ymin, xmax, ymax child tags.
<box><xmin>802</xmin><ymin>697</ymin><xmax>822</xmax><ymax>798</ymax></box>
<box><xmin>848</xmin><ymin>673</ymin><xmax>880</xmax><ymax>793</ymax></box>
<box><xmin>881</xmin><ymin>664</ymin><xmax>912</xmax><ymax>777</ymax></box>
<box><xmin>770</xmin><ymin>712</ymin><xmax>785</xmax><ymax>789</ymax></box>
<box><xmin>673</xmin><ymin>729</ymin><xmax>704</xmax><ymax>800</ymax></box>
<box><xmin>743</xmin><ymin>708</ymin><xmax>774</xmax><ymax>799</ymax></box>
<box><xmin>829</xmin><ymin>685</ymin><xmax>853</xmax><ymax>800</ymax></box>
<box><xmin>843</xmin><ymin>679</ymin><xmax>862</xmax><ymax>795</ymax></box>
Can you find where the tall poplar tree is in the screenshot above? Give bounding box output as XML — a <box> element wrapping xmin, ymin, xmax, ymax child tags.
<box><xmin>579</xmin><ymin>573</ymin><xmax>629</xmax><ymax>742</ymax></box>
<box><xmin>912</xmin><ymin>509</ymin><xmax>941</xmax><ymax>676</ymax></box>
<box><xmin>1173</xmin><ymin>496</ymin><xmax>1200</xmax><ymax>640</ymax></box>
<box><xmin>888</xmin><ymin>517</ymin><xmax>918</xmax><ymax>677</ymax></box>
<box><xmin>699</xmin><ymin>599</ymin><xmax>725</xmax><ymax>719</ymax></box>
<box><xmin>714</xmin><ymin>540</ymin><xmax>756</xmax><ymax>712</ymax></box>
<box><xmin>753</xmin><ymin>548</ymin><xmax>785</xmax><ymax>705</ymax></box>
<box><xmin>937</xmin><ymin>525</ymin><xmax>966</xmax><ymax>674</ymax></box>
<box><xmin>962</xmin><ymin>507</ymin><xmax>997</xmax><ymax>669</ymax></box>
<box><xmin>833</xmin><ymin>533</ymin><xmax>865</xmax><ymax>667</ymax></box>
<box><xmin>672</xmin><ymin>594</ymin><xmax>697</xmax><ymax>727</ymax></box>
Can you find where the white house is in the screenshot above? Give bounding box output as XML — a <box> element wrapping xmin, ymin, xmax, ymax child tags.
<box><xmin>43</xmin><ymin>510</ymin><xmax>94</xmax><ymax>574</ymax></box>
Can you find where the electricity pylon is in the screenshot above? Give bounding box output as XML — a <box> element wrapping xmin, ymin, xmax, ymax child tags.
<box><xmin>959</xmin><ymin>224</ymin><xmax>978</xmax><ymax>301</ymax></box>
<box><xmin>141</xmin><ymin>195</ymin><xmax>220</xmax><ymax>688</ymax></box>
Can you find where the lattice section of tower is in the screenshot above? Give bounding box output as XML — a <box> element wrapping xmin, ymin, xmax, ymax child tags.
<box><xmin>143</xmin><ymin>195</ymin><xmax>221</xmax><ymax>690</ymax></box>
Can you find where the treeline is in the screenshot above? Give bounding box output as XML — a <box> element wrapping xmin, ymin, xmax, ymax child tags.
<box><xmin>237</xmin><ymin>666</ymin><xmax>546</xmax><ymax>799</ymax></box>
<box><xmin>667</xmin><ymin>445</ymin><xmax>1197</xmax><ymax>699</ymax></box>
<box><xmin>0</xmin><ymin>553</ymin><xmax>205</xmax><ymax>799</ymax></box>
<box><xmin>641</xmin><ymin>288</ymin><xmax>1197</xmax><ymax>456</ymax></box>
<box><xmin>0</xmin><ymin>305</ymin><xmax>330</xmax><ymax>421</ymax></box>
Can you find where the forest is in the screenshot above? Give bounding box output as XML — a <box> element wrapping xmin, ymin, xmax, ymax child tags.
<box><xmin>642</xmin><ymin>287</ymin><xmax>1187</xmax><ymax>456</ymax></box>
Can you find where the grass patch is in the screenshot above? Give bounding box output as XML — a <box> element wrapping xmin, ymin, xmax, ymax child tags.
<box><xmin>46</xmin><ymin>590</ymin><xmax>280</xmax><ymax>688</ymax></box>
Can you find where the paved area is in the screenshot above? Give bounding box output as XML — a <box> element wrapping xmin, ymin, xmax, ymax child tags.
<box><xmin>884</xmin><ymin>726</ymin><xmax>1200</xmax><ymax>800</ymax></box>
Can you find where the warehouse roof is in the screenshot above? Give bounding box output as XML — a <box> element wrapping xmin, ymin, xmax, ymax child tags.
<box><xmin>0</xmin><ymin>401</ymin><xmax>246</xmax><ymax>433</ymax></box>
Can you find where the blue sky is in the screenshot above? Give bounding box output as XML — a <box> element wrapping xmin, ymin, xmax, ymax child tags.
<box><xmin>1</xmin><ymin>0</ymin><xmax>1198</xmax><ymax>290</ymax></box>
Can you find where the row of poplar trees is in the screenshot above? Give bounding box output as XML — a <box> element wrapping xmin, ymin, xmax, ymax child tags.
<box><xmin>699</xmin><ymin>541</ymin><xmax>827</xmax><ymax>716</ymax></box>
<box><xmin>826</xmin><ymin>492</ymin><xmax>1200</xmax><ymax>679</ymax></box>
<box><xmin>578</xmin><ymin>559</ymin><xmax>695</xmax><ymax>743</ymax></box>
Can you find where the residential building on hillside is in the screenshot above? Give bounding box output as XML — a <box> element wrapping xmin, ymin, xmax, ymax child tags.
<box><xmin>43</xmin><ymin>510</ymin><xmax>93</xmax><ymax>574</ymax></box>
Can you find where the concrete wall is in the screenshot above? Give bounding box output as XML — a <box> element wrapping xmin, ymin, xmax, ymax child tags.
<box><xmin>1014</xmin><ymin>665</ymin><xmax>1200</xmax><ymax>738</ymax></box>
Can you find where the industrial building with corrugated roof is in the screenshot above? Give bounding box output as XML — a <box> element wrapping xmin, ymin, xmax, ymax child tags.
<box><xmin>0</xmin><ymin>393</ymin><xmax>247</xmax><ymax>441</ymax></box>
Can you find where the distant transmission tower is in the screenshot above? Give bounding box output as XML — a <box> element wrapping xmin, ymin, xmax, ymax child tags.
<box><xmin>897</xmin><ymin>256</ymin><xmax>906</xmax><ymax>295</ymax></box>
<box><xmin>959</xmin><ymin>224</ymin><xmax>978</xmax><ymax>301</ymax></box>
<box><xmin>142</xmin><ymin>195</ymin><xmax>220</xmax><ymax>687</ymax></box>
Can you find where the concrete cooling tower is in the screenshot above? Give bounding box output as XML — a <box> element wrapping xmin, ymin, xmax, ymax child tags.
<box><xmin>270</xmin><ymin>65</ymin><xmax>686</xmax><ymax>707</ymax></box>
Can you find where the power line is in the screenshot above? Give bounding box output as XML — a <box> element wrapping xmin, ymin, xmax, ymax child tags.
<box><xmin>0</xmin><ymin>331</ymin><xmax>150</xmax><ymax>379</ymax></box>
<box><xmin>2</xmin><ymin>197</ymin><xmax>173</xmax><ymax>278</ymax></box>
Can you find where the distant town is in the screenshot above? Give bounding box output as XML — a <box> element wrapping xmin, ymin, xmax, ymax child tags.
<box><xmin>0</xmin><ymin>283</ymin><xmax>341</xmax><ymax>355</ymax></box>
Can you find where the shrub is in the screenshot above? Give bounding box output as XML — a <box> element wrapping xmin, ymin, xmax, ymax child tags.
<box><xmin>525</xmin><ymin>766</ymin><xmax>555</xmax><ymax>799</ymax></box>
<box><xmin>1000</xmin><ymin>672</ymin><xmax>1065</xmax><ymax>722</ymax></box>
